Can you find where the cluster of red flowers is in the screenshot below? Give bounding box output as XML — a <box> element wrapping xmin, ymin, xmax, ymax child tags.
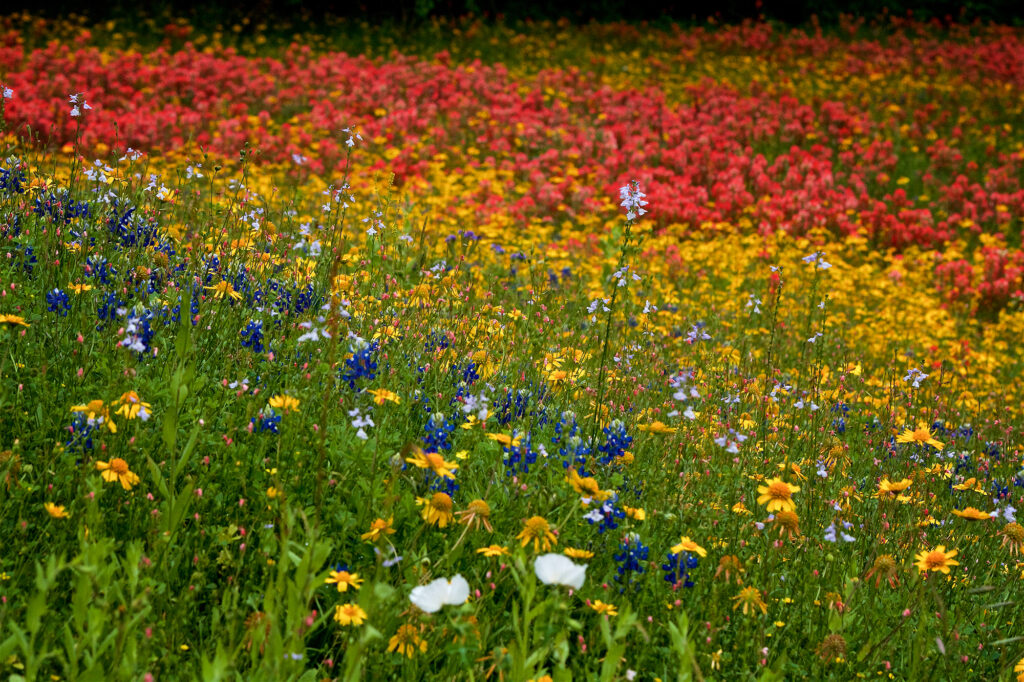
<box><xmin>1</xmin><ymin>20</ymin><xmax>1022</xmax><ymax>309</ymax></box>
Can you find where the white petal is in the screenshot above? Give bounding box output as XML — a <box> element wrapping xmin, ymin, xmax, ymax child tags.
<box><xmin>409</xmin><ymin>579</ymin><xmax>447</xmax><ymax>613</ymax></box>
<box><xmin>444</xmin><ymin>575</ymin><xmax>470</xmax><ymax>606</ymax></box>
<box><xmin>534</xmin><ymin>554</ymin><xmax>587</xmax><ymax>589</ymax></box>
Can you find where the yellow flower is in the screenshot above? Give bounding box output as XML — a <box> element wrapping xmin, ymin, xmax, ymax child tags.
<box><xmin>756</xmin><ymin>478</ymin><xmax>800</xmax><ymax>512</ymax></box>
<box><xmin>69</xmin><ymin>282</ymin><xmax>93</xmax><ymax>294</ymax></box>
<box><xmin>366</xmin><ymin>388</ymin><xmax>401</xmax><ymax>405</ymax></box>
<box><xmin>517</xmin><ymin>516</ymin><xmax>556</xmax><ymax>552</ymax></box>
<box><xmin>563</xmin><ymin>547</ymin><xmax>595</xmax><ymax>560</ymax></box>
<box><xmin>999</xmin><ymin>522</ymin><xmax>1024</xmax><ymax>556</ymax></box>
<box><xmin>731</xmin><ymin>502</ymin><xmax>752</xmax><ymax>515</ymax></box>
<box><xmin>44</xmin><ymin>502</ymin><xmax>69</xmax><ymax>519</ymax></box>
<box><xmin>952</xmin><ymin>507</ymin><xmax>991</xmax><ymax>521</ymax></box>
<box><xmin>951</xmin><ymin>477</ymin><xmax>978</xmax><ymax>491</ymax></box>
<box><xmin>486</xmin><ymin>432</ymin><xmax>521</xmax><ymax>448</ymax></box>
<box><xmin>896</xmin><ymin>424</ymin><xmax>944</xmax><ymax>450</ymax></box>
<box><xmin>361</xmin><ymin>517</ymin><xmax>396</xmax><ymax>542</ymax></box>
<box><xmin>205</xmin><ymin>279</ymin><xmax>243</xmax><ymax>301</ymax></box>
<box><xmin>671</xmin><ymin>536</ymin><xmax>708</xmax><ymax>558</ymax></box>
<box><xmin>476</xmin><ymin>545</ymin><xmax>509</xmax><ymax>558</ymax></box>
<box><xmin>334</xmin><ymin>603</ymin><xmax>367</xmax><ymax>627</ymax></box>
<box><xmin>624</xmin><ymin>506</ymin><xmax>646</xmax><ymax>521</ymax></box>
<box><xmin>95</xmin><ymin>458</ymin><xmax>140</xmax><ymax>491</ymax></box>
<box><xmin>418</xmin><ymin>492</ymin><xmax>455</xmax><ymax>528</ymax></box>
<box><xmin>266</xmin><ymin>486</ymin><xmax>280</xmax><ymax>499</ymax></box>
<box><xmin>456</xmin><ymin>498</ymin><xmax>493</xmax><ymax>532</ymax></box>
<box><xmin>732</xmin><ymin>586</ymin><xmax>768</xmax><ymax>615</ymax></box>
<box><xmin>115</xmin><ymin>391</ymin><xmax>152</xmax><ymax>421</ymax></box>
<box><xmin>638</xmin><ymin>420</ymin><xmax>676</xmax><ymax>434</ymax></box>
<box><xmin>913</xmin><ymin>545</ymin><xmax>959</xmax><ymax>574</ymax></box>
<box><xmin>589</xmin><ymin>600</ymin><xmax>618</xmax><ymax>616</ymax></box>
<box><xmin>325</xmin><ymin>570</ymin><xmax>364</xmax><ymax>592</ymax></box>
<box><xmin>406</xmin><ymin>447</ymin><xmax>458</xmax><ymax>480</ymax></box>
<box><xmin>268</xmin><ymin>395</ymin><xmax>300</xmax><ymax>413</ymax></box>
<box><xmin>70</xmin><ymin>400</ymin><xmax>116</xmax><ymax>433</ymax></box>
<box><xmin>567</xmin><ymin>468</ymin><xmax>611</xmax><ymax>501</ymax></box>
<box><xmin>0</xmin><ymin>314</ymin><xmax>30</xmax><ymax>327</ymax></box>
<box><xmin>876</xmin><ymin>478</ymin><xmax>912</xmax><ymax>496</ymax></box>
<box><xmin>387</xmin><ymin>624</ymin><xmax>427</xmax><ymax>658</ymax></box>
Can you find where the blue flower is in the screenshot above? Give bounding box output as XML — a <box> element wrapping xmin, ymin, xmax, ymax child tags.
<box><xmin>46</xmin><ymin>288</ymin><xmax>71</xmax><ymax>316</ymax></box>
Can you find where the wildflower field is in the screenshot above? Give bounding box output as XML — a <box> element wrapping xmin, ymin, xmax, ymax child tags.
<box><xmin>2</xmin><ymin>11</ymin><xmax>1024</xmax><ymax>680</ymax></box>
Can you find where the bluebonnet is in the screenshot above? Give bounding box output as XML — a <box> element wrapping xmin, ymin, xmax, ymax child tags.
<box><xmin>341</xmin><ymin>338</ymin><xmax>378</xmax><ymax>389</ymax></box>
<box><xmin>614</xmin><ymin>536</ymin><xmax>649</xmax><ymax>588</ymax></box>
<box><xmin>662</xmin><ymin>551</ymin><xmax>699</xmax><ymax>588</ymax></box>
<box><xmin>240</xmin><ymin>320</ymin><xmax>265</xmax><ymax>353</ymax></box>
<box><xmin>46</xmin><ymin>288</ymin><xmax>71</xmax><ymax>316</ymax></box>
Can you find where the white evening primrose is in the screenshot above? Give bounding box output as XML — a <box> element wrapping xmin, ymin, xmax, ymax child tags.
<box><xmin>409</xmin><ymin>575</ymin><xmax>470</xmax><ymax>613</ymax></box>
<box><xmin>534</xmin><ymin>553</ymin><xmax>587</xmax><ymax>589</ymax></box>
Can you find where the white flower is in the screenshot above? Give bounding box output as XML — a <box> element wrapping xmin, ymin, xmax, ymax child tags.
<box><xmin>534</xmin><ymin>553</ymin><xmax>587</xmax><ymax>589</ymax></box>
<box><xmin>68</xmin><ymin>93</ymin><xmax>92</xmax><ymax>117</ymax></box>
<box><xmin>618</xmin><ymin>181</ymin><xmax>648</xmax><ymax>221</ymax></box>
<box><xmin>409</xmin><ymin>575</ymin><xmax>470</xmax><ymax>613</ymax></box>
<box><xmin>2</xmin><ymin>86</ymin><xmax>13</xmax><ymax>99</ymax></box>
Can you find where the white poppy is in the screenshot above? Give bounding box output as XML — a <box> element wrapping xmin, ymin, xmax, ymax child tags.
<box><xmin>409</xmin><ymin>574</ymin><xmax>470</xmax><ymax>613</ymax></box>
<box><xmin>534</xmin><ymin>553</ymin><xmax>587</xmax><ymax>589</ymax></box>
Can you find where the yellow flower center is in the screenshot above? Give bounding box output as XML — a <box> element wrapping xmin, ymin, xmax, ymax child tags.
<box><xmin>429</xmin><ymin>492</ymin><xmax>453</xmax><ymax>512</ymax></box>
<box><xmin>912</xmin><ymin>428</ymin><xmax>931</xmax><ymax>442</ymax></box>
<box><xmin>467</xmin><ymin>499</ymin><xmax>490</xmax><ymax>516</ymax></box>
<box><xmin>924</xmin><ymin>551</ymin><xmax>948</xmax><ymax>569</ymax></box>
<box><xmin>523</xmin><ymin>516</ymin><xmax>549</xmax><ymax>537</ymax></box>
<box><xmin>109</xmin><ymin>458</ymin><xmax>129</xmax><ymax>475</ymax></box>
<box><xmin>767</xmin><ymin>481</ymin><xmax>791</xmax><ymax>499</ymax></box>
<box><xmin>426</xmin><ymin>453</ymin><xmax>446</xmax><ymax>469</ymax></box>
<box><xmin>1004</xmin><ymin>523</ymin><xmax>1024</xmax><ymax>542</ymax></box>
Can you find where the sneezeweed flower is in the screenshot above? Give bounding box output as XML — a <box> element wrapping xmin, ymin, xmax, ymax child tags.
<box><xmin>816</xmin><ymin>634</ymin><xmax>848</xmax><ymax>663</ymax></box>
<box><xmin>914</xmin><ymin>546</ymin><xmax>959</xmax><ymax>574</ymax></box>
<box><xmin>563</xmin><ymin>547</ymin><xmax>595</xmax><ymax>560</ymax></box>
<box><xmin>95</xmin><ymin>458</ymin><xmax>140</xmax><ymax>490</ymax></box>
<box><xmin>361</xmin><ymin>517</ymin><xmax>395</xmax><ymax>542</ymax></box>
<box><xmin>732</xmin><ymin>586</ymin><xmax>768</xmax><ymax>615</ymax></box>
<box><xmin>418</xmin><ymin>492</ymin><xmax>455</xmax><ymax>528</ymax></box>
<box><xmin>670</xmin><ymin>536</ymin><xmax>708</xmax><ymax>557</ymax></box>
<box><xmin>387</xmin><ymin>624</ymin><xmax>427</xmax><ymax>658</ymax></box>
<box><xmin>773</xmin><ymin>510</ymin><xmax>801</xmax><ymax>540</ymax></box>
<box><xmin>567</xmin><ymin>469</ymin><xmax>611</xmax><ymax>501</ymax></box>
<box><xmin>876</xmin><ymin>478</ymin><xmax>912</xmax><ymax>497</ymax></box>
<box><xmin>366</xmin><ymin>388</ymin><xmax>401</xmax><ymax>405</ymax></box>
<box><xmin>115</xmin><ymin>391</ymin><xmax>152</xmax><ymax>421</ymax></box>
<box><xmin>476</xmin><ymin>545</ymin><xmax>509</xmax><ymax>558</ymax></box>
<box><xmin>896</xmin><ymin>424</ymin><xmax>944</xmax><ymax>450</ymax></box>
<box><xmin>756</xmin><ymin>478</ymin><xmax>800</xmax><ymax>512</ymax></box>
<box><xmin>406</xmin><ymin>447</ymin><xmax>458</xmax><ymax>480</ymax></box>
<box><xmin>999</xmin><ymin>522</ymin><xmax>1024</xmax><ymax>556</ymax></box>
<box><xmin>637</xmin><ymin>420</ymin><xmax>676</xmax><ymax>434</ymax></box>
<box><xmin>71</xmin><ymin>400</ymin><xmax>117</xmax><ymax>433</ymax></box>
<box><xmin>44</xmin><ymin>502</ymin><xmax>69</xmax><ymax>519</ymax></box>
<box><xmin>455</xmin><ymin>498</ymin><xmax>492</xmax><ymax>532</ymax></box>
<box><xmin>534</xmin><ymin>553</ymin><xmax>587</xmax><ymax>589</ymax></box>
<box><xmin>268</xmin><ymin>395</ymin><xmax>300</xmax><ymax>414</ymax></box>
<box><xmin>325</xmin><ymin>569</ymin><xmax>364</xmax><ymax>592</ymax></box>
<box><xmin>518</xmin><ymin>516</ymin><xmax>557</xmax><ymax>552</ymax></box>
<box><xmin>333</xmin><ymin>603</ymin><xmax>367</xmax><ymax>627</ymax></box>
<box><xmin>624</xmin><ymin>506</ymin><xmax>646</xmax><ymax>521</ymax></box>
<box><xmin>205</xmin><ymin>279</ymin><xmax>243</xmax><ymax>301</ymax></box>
<box><xmin>589</xmin><ymin>600</ymin><xmax>618</xmax><ymax>616</ymax></box>
<box><xmin>409</xmin><ymin>575</ymin><xmax>470</xmax><ymax>613</ymax></box>
<box><xmin>952</xmin><ymin>507</ymin><xmax>991</xmax><ymax>521</ymax></box>
<box><xmin>0</xmin><ymin>314</ymin><xmax>30</xmax><ymax>327</ymax></box>
<box><xmin>865</xmin><ymin>554</ymin><xmax>900</xmax><ymax>588</ymax></box>
<box><xmin>715</xmin><ymin>555</ymin><xmax>744</xmax><ymax>584</ymax></box>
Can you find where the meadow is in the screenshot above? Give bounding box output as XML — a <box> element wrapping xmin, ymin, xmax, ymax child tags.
<box><xmin>0</xmin><ymin>11</ymin><xmax>1023</xmax><ymax>680</ymax></box>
